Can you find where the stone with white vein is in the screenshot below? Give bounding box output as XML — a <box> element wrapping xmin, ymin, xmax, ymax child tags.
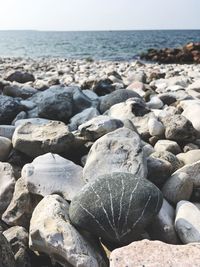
<box><xmin>69</xmin><ymin>172</ymin><xmax>163</xmax><ymax>246</ymax></box>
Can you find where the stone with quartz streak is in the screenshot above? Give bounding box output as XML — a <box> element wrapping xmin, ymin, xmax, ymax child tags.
<box><xmin>69</xmin><ymin>172</ymin><xmax>163</xmax><ymax>246</ymax></box>
<box><xmin>29</xmin><ymin>194</ymin><xmax>108</xmax><ymax>267</ymax></box>
<box><xmin>83</xmin><ymin>127</ymin><xmax>147</xmax><ymax>183</ymax></box>
<box><xmin>109</xmin><ymin>239</ymin><xmax>200</xmax><ymax>267</ymax></box>
<box><xmin>21</xmin><ymin>153</ymin><xmax>85</xmax><ymax>201</ymax></box>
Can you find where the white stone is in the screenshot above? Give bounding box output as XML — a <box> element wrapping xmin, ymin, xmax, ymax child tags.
<box><xmin>175</xmin><ymin>201</ymin><xmax>200</xmax><ymax>244</ymax></box>
<box><xmin>29</xmin><ymin>195</ymin><xmax>107</xmax><ymax>267</ymax></box>
<box><xmin>148</xmin><ymin>118</ymin><xmax>165</xmax><ymax>136</ymax></box>
<box><xmin>22</xmin><ymin>153</ymin><xmax>85</xmax><ymax>201</ymax></box>
<box><xmin>177</xmin><ymin>150</ymin><xmax>200</xmax><ymax>165</ymax></box>
<box><xmin>154</xmin><ymin>140</ymin><xmax>181</xmax><ymax>155</ymax></box>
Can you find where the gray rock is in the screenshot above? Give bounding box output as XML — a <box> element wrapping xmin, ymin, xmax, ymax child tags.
<box><xmin>83</xmin><ymin>128</ymin><xmax>147</xmax><ymax>183</ymax></box>
<box><xmin>99</xmin><ymin>89</ymin><xmax>141</xmax><ymax>113</ymax></box>
<box><xmin>147</xmin><ymin>199</ymin><xmax>180</xmax><ymax>244</ymax></box>
<box><xmin>5</xmin><ymin>71</ymin><xmax>35</xmax><ymax>83</ymax></box>
<box><xmin>150</xmin><ymin>151</ymin><xmax>183</xmax><ymax>172</ymax></box>
<box><xmin>69</xmin><ymin>172</ymin><xmax>163</xmax><ymax>245</ymax></box>
<box><xmin>22</xmin><ymin>153</ymin><xmax>85</xmax><ymax>201</ymax></box>
<box><xmin>29</xmin><ymin>194</ymin><xmax>108</xmax><ymax>267</ymax></box>
<box><xmin>183</xmin><ymin>143</ymin><xmax>199</xmax><ymax>152</ymax></box>
<box><xmin>2</xmin><ymin>178</ymin><xmax>39</xmax><ymax>229</ymax></box>
<box><xmin>78</xmin><ymin>115</ymin><xmax>124</xmax><ymax>141</ymax></box>
<box><xmin>0</xmin><ymin>125</ymin><xmax>15</xmax><ymax>139</ymax></box>
<box><xmin>173</xmin><ymin>160</ymin><xmax>200</xmax><ymax>188</ymax></box>
<box><xmin>0</xmin><ymin>137</ymin><xmax>12</xmax><ymax>161</ymax></box>
<box><xmin>162</xmin><ymin>172</ymin><xmax>193</xmax><ymax>204</ymax></box>
<box><xmin>0</xmin><ymin>95</ymin><xmax>24</xmax><ymax>124</ymax></box>
<box><xmin>3</xmin><ymin>84</ymin><xmax>37</xmax><ymax>99</ymax></box>
<box><xmin>12</xmin><ymin>121</ymin><xmax>74</xmax><ymax>157</ymax></box>
<box><xmin>0</xmin><ymin>232</ymin><xmax>16</xmax><ymax>267</ymax></box>
<box><xmin>175</xmin><ymin>201</ymin><xmax>200</xmax><ymax>244</ymax></box>
<box><xmin>69</xmin><ymin>107</ymin><xmax>100</xmax><ymax>131</ymax></box>
<box><xmin>162</xmin><ymin>115</ymin><xmax>197</xmax><ymax>142</ymax></box>
<box><xmin>14</xmin><ymin>118</ymin><xmax>50</xmax><ymax>127</ymax></box>
<box><xmin>92</xmin><ymin>78</ymin><xmax>115</xmax><ymax>96</ymax></box>
<box><xmin>154</xmin><ymin>140</ymin><xmax>182</xmax><ymax>155</ymax></box>
<box><xmin>147</xmin><ymin>157</ymin><xmax>172</xmax><ymax>187</ymax></box>
<box><xmin>0</xmin><ymin>162</ymin><xmax>15</xmax><ymax>216</ymax></box>
<box><xmin>146</xmin><ymin>96</ymin><xmax>164</xmax><ymax>109</ymax></box>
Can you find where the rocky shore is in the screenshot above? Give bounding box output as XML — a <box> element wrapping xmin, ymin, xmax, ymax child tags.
<box><xmin>141</xmin><ymin>42</ymin><xmax>200</xmax><ymax>64</ymax></box>
<box><xmin>1</xmin><ymin>57</ymin><xmax>200</xmax><ymax>266</ymax></box>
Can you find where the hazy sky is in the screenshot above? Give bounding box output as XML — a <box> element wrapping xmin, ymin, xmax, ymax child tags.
<box><xmin>0</xmin><ymin>0</ymin><xmax>199</xmax><ymax>31</ymax></box>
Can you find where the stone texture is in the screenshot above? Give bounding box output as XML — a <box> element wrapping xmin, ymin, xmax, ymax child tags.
<box><xmin>69</xmin><ymin>172</ymin><xmax>163</xmax><ymax>245</ymax></box>
<box><xmin>99</xmin><ymin>89</ymin><xmax>141</xmax><ymax>113</ymax></box>
<box><xmin>5</xmin><ymin>71</ymin><xmax>35</xmax><ymax>83</ymax></box>
<box><xmin>0</xmin><ymin>232</ymin><xmax>16</xmax><ymax>267</ymax></box>
<box><xmin>147</xmin><ymin>199</ymin><xmax>180</xmax><ymax>244</ymax></box>
<box><xmin>0</xmin><ymin>162</ymin><xmax>15</xmax><ymax>216</ymax></box>
<box><xmin>3</xmin><ymin>226</ymin><xmax>31</xmax><ymax>267</ymax></box>
<box><xmin>2</xmin><ymin>178</ymin><xmax>39</xmax><ymax>229</ymax></box>
<box><xmin>0</xmin><ymin>95</ymin><xmax>24</xmax><ymax>125</ymax></box>
<box><xmin>177</xmin><ymin>149</ymin><xmax>200</xmax><ymax>165</ymax></box>
<box><xmin>175</xmin><ymin>200</ymin><xmax>200</xmax><ymax>244</ymax></box>
<box><xmin>69</xmin><ymin>107</ymin><xmax>100</xmax><ymax>131</ymax></box>
<box><xmin>182</xmin><ymin>102</ymin><xmax>200</xmax><ymax>134</ymax></box>
<box><xmin>3</xmin><ymin>84</ymin><xmax>37</xmax><ymax>99</ymax></box>
<box><xmin>174</xmin><ymin>160</ymin><xmax>200</xmax><ymax>188</ymax></box>
<box><xmin>0</xmin><ymin>125</ymin><xmax>15</xmax><ymax>139</ymax></box>
<box><xmin>154</xmin><ymin>139</ymin><xmax>182</xmax><ymax>155</ymax></box>
<box><xmin>0</xmin><ymin>136</ymin><xmax>12</xmax><ymax>161</ymax></box>
<box><xmin>162</xmin><ymin>172</ymin><xmax>193</xmax><ymax>204</ymax></box>
<box><xmin>147</xmin><ymin>157</ymin><xmax>172</xmax><ymax>187</ymax></box>
<box><xmin>110</xmin><ymin>239</ymin><xmax>200</xmax><ymax>267</ymax></box>
<box><xmin>83</xmin><ymin>128</ymin><xmax>147</xmax><ymax>183</ymax></box>
<box><xmin>29</xmin><ymin>194</ymin><xmax>108</xmax><ymax>267</ymax></box>
<box><xmin>12</xmin><ymin>121</ymin><xmax>74</xmax><ymax>158</ymax></box>
<box><xmin>162</xmin><ymin>114</ymin><xmax>197</xmax><ymax>142</ymax></box>
<box><xmin>148</xmin><ymin>117</ymin><xmax>165</xmax><ymax>137</ymax></box>
<box><xmin>78</xmin><ymin>115</ymin><xmax>123</xmax><ymax>141</ymax></box>
<box><xmin>150</xmin><ymin>151</ymin><xmax>183</xmax><ymax>172</ymax></box>
<box><xmin>22</xmin><ymin>153</ymin><xmax>85</xmax><ymax>201</ymax></box>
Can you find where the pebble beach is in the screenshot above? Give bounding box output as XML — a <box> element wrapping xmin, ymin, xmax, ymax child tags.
<box><xmin>1</xmin><ymin>56</ymin><xmax>200</xmax><ymax>266</ymax></box>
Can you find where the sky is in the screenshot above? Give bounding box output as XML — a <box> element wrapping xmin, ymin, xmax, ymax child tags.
<box><xmin>0</xmin><ymin>0</ymin><xmax>199</xmax><ymax>31</ymax></box>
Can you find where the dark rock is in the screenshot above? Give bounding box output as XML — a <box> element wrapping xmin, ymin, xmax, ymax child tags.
<box><xmin>93</xmin><ymin>78</ymin><xmax>115</xmax><ymax>96</ymax></box>
<box><xmin>69</xmin><ymin>172</ymin><xmax>163</xmax><ymax>246</ymax></box>
<box><xmin>0</xmin><ymin>95</ymin><xmax>24</xmax><ymax>124</ymax></box>
<box><xmin>99</xmin><ymin>89</ymin><xmax>141</xmax><ymax>113</ymax></box>
<box><xmin>5</xmin><ymin>71</ymin><xmax>35</xmax><ymax>83</ymax></box>
<box><xmin>0</xmin><ymin>232</ymin><xmax>16</xmax><ymax>267</ymax></box>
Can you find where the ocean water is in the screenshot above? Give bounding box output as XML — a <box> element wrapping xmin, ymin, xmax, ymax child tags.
<box><xmin>0</xmin><ymin>30</ymin><xmax>200</xmax><ymax>61</ymax></box>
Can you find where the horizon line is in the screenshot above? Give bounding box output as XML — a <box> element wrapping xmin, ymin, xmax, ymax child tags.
<box><xmin>0</xmin><ymin>28</ymin><xmax>200</xmax><ymax>32</ymax></box>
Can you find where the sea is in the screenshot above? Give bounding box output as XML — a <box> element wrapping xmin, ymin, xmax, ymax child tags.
<box><xmin>0</xmin><ymin>30</ymin><xmax>200</xmax><ymax>61</ymax></box>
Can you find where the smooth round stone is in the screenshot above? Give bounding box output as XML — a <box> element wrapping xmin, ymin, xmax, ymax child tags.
<box><xmin>154</xmin><ymin>140</ymin><xmax>182</xmax><ymax>155</ymax></box>
<box><xmin>177</xmin><ymin>150</ymin><xmax>200</xmax><ymax>165</ymax></box>
<box><xmin>147</xmin><ymin>199</ymin><xmax>180</xmax><ymax>244</ymax></box>
<box><xmin>78</xmin><ymin>115</ymin><xmax>123</xmax><ymax>141</ymax></box>
<box><xmin>69</xmin><ymin>172</ymin><xmax>163</xmax><ymax>246</ymax></box>
<box><xmin>162</xmin><ymin>172</ymin><xmax>193</xmax><ymax>205</ymax></box>
<box><xmin>0</xmin><ymin>137</ymin><xmax>12</xmax><ymax>161</ymax></box>
<box><xmin>148</xmin><ymin>117</ymin><xmax>165</xmax><ymax>137</ymax></box>
<box><xmin>175</xmin><ymin>201</ymin><xmax>200</xmax><ymax>244</ymax></box>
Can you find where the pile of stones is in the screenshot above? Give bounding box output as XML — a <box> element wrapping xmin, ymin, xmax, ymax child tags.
<box><xmin>1</xmin><ymin>57</ymin><xmax>200</xmax><ymax>266</ymax></box>
<box><xmin>140</xmin><ymin>42</ymin><xmax>200</xmax><ymax>64</ymax></box>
